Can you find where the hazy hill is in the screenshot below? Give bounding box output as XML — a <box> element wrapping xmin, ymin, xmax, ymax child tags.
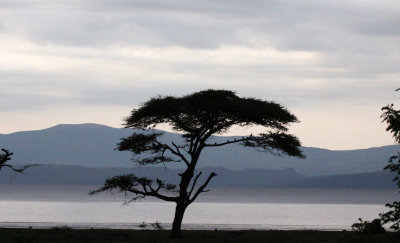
<box><xmin>286</xmin><ymin>171</ymin><xmax>397</xmax><ymax>189</ymax></box>
<box><xmin>0</xmin><ymin>165</ymin><xmax>304</xmax><ymax>186</ymax></box>
<box><xmin>1</xmin><ymin>123</ymin><xmax>399</xmax><ymax>176</ymax></box>
<box><xmin>0</xmin><ymin>164</ymin><xmax>395</xmax><ymax>189</ymax></box>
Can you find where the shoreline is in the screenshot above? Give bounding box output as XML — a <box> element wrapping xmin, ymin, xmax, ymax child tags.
<box><xmin>0</xmin><ymin>222</ymin><xmax>352</xmax><ymax>231</ymax></box>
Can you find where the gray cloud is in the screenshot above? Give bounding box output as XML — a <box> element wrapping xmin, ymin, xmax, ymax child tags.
<box><xmin>2</xmin><ymin>0</ymin><xmax>398</xmax><ymax>51</ymax></box>
<box><xmin>1</xmin><ymin>0</ymin><xmax>399</xmax><ymax>148</ymax></box>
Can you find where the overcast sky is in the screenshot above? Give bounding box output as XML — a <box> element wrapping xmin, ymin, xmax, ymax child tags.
<box><xmin>1</xmin><ymin>0</ymin><xmax>399</xmax><ymax>150</ymax></box>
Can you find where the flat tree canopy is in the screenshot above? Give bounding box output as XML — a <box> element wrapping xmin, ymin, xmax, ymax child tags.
<box><xmin>92</xmin><ymin>89</ymin><xmax>304</xmax><ymax>237</ymax></box>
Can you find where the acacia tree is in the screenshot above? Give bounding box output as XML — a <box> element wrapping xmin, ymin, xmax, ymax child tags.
<box><xmin>0</xmin><ymin>149</ymin><xmax>32</xmax><ymax>173</ymax></box>
<box><xmin>91</xmin><ymin>90</ymin><xmax>304</xmax><ymax>237</ymax></box>
<box><xmin>380</xmin><ymin>89</ymin><xmax>400</xmax><ymax>230</ymax></box>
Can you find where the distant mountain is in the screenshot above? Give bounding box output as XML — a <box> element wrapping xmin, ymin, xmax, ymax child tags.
<box><xmin>1</xmin><ymin>123</ymin><xmax>399</xmax><ymax>176</ymax></box>
<box><xmin>285</xmin><ymin>171</ymin><xmax>397</xmax><ymax>189</ymax></box>
<box><xmin>0</xmin><ymin>164</ymin><xmax>395</xmax><ymax>189</ymax></box>
<box><xmin>0</xmin><ymin>165</ymin><xmax>304</xmax><ymax>186</ymax></box>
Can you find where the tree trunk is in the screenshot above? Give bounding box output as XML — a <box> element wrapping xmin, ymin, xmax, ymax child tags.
<box><xmin>171</xmin><ymin>203</ymin><xmax>186</xmax><ymax>238</ymax></box>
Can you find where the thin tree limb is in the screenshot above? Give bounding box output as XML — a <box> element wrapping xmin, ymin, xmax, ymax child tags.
<box><xmin>156</xmin><ymin>142</ymin><xmax>190</xmax><ymax>167</ymax></box>
<box><xmin>188</xmin><ymin>172</ymin><xmax>217</xmax><ymax>204</ymax></box>
<box><xmin>188</xmin><ymin>171</ymin><xmax>203</xmax><ymax>198</ymax></box>
<box><xmin>203</xmin><ymin>136</ymin><xmax>251</xmax><ymax>147</ymax></box>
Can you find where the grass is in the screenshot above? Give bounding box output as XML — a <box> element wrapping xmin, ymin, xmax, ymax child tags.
<box><xmin>1</xmin><ymin>228</ymin><xmax>399</xmax><ymax>243</ymax></box>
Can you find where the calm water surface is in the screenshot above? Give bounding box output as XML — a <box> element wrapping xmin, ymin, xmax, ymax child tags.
<box><xmin>0</xmin><ymin>185</ymin><xmax>397</xmax><ymax>230</ymax></box>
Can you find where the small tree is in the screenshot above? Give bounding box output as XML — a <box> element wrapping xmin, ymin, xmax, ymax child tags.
<box><xmin>91</xmin><ymin>90</ymin><xmax>304</xmax><ymax>237</ymax></box>
<box><xmin>380</xmin><ymin>89</ymin><xmax>400</xmax><ymax>230</ymax></box>
<box><xmin>0</xmin><ymin>149</ymin><xmax>32</xmax><ymax>173</ymax></box>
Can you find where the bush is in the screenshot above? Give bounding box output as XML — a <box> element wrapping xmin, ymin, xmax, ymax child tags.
<box><xmin>352</xmin><ymin>218</ymin><xmax>386</xmax><ymax>234</ymax></box>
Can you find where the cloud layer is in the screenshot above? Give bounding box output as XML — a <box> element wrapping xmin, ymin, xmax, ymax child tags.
<box><xmin>1</xmin><ymin>0</ymin><xmax>399</xmax><ymax>149</ymax></box>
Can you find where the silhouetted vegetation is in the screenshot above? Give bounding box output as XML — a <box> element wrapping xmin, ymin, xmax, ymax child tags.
<box><xmin>0</xmin><ymin>149</ymin><xmax>34</xmax><ymax>173</ymax></box>
<box><xmin>139</xmin><ymin>221</ymin><xmax>164</xmax><ymax>230</ymax></box>
<box><xmin>352</xmin><ymin>218</ymin><xmax>386</xmax><ymax>234</ymax></box>
<box><xmin>91</xmin><ymin>89</ymin><xmax>304</xmax><ymax>238</ymax></box>
<box><xmin>1</xmin><ymin>228</ymin><xmax>399</xmax><ymax>243</ymax></box>
<box><xmin>380</xmin><ymin>88</ymin><xmax>400</xmax><ymax>231</ymax></box>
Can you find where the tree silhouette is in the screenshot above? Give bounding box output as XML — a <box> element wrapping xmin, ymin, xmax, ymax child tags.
<box><xmin>380</xmin><ymin>89</ymin><xmax>400</xmax><ymax>230</ymax></box>
<box><xmin>0</xmin><ymin>149</ymin><xmax>33</xmax><ymax>173</ymax></box>
<box><xmin>91</xmin><ymin>89</ymin><xmax>304</xmax><ymax>237</ymax></box>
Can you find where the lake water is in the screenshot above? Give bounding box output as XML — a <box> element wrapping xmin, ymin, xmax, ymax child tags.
<box><xmin>0</xmin><ymin>185</ymin><xmax>398</xmax><ymax>230</ymax></box>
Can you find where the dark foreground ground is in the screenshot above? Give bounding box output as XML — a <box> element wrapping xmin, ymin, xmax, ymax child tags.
<box><xmin>2</xmin><ymin>228</ymin><xmax>399</xmax><ymax>243</ymax></box>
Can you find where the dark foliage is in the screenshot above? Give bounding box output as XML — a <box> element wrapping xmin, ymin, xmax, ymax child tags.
<box><xmin>352</xmin><ymin>218</ymin><xmax>386</xmax><ymax>234</ymax></box>
<box><xmin>384</xmin><ymin>153</ymin><xmax>400</xmax><ymax>188</ymax></box>
<box><xmin>382</xmin><ymin>103</ymin><xmax>400</xmax><ymax>144</ymax></box>
<box><xmin>379</xmin><ymin>89</ymin><xmax>400</xmax><ymax>231</ymax></box>
<box><xmin>92</xmin><ymin>89</ymin><xmax>304</xmax><ymax>237</ymax></box>
<box><xmin>381</xmin><ymin>201</ymin><xmax>400</xmax><ymax>230</ymax></box>
<box><xmin>90</xmin><ymin>174</ymin><xmax>177</xmax><ymax>202</ymax></box>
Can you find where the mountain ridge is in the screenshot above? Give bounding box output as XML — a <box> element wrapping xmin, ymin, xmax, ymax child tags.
<box><xmin>0</xmin><ymin>164</ymin><xmax>395</xmax><ymax>189</ymax></box>
<box><xmin>1</xmin><ymin>123</ymin><xmax>398</xmax><ymax>176</ymax></box>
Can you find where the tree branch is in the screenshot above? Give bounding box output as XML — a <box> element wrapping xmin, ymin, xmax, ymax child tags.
<box><xmin>0</xmin><ymin>149</ymin><xmax>13</xmax><ymax>167</ymax></box>
<box><xmin>188</xmin><ymin>136</ymin><xmax>195</xmax><ymax>155</ymax></box>
<box><xmin>203</xmin><ymin>136</ymin><xmax>251</xmax><ymax>147</ymax></box>
<box><xmin>2</xmin><ymin>164</ymin><xmax>38</xmax><ymax>173</ymax></box>
<box><xmin>188</xmin><ymin>171</ymin><xmax>202</xmax><ymax>198</ymax></box>
<box><xmin>118</xmin><ymin>132</ymin><xmax>192</xmax><ymax>166</ymax></box>
<box><xmin>201</xmin><ymin>120</ymin><xmax>237</xmax><ymax>141</ymax></box>
<box><xmin>158</xmin><ymin>142</ymin><xmax>190</xmax><ymax>167</ymax></box>
<box><xmin>90</xmin><ymin>174</ymin><xmax>178</xmax><ymax>202</ymax></box>
<box><xmin>0</xmin><ymin>149</ymin><xmax>37</xmax><ymax>173</ymax></box>
<box><xmin>172</xmin><ymin>141</ymin><xmax>188</xmax><ymax>153</ymax></box>
<box><xmin>188</xmin><ymin>172</ymin><xmax>217</xmax><ymax>204</ymax></box>
<box><xmin>241</xmin><ymin>132</ymin><xmax>304</xmax><ymax>158</ymax></box>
